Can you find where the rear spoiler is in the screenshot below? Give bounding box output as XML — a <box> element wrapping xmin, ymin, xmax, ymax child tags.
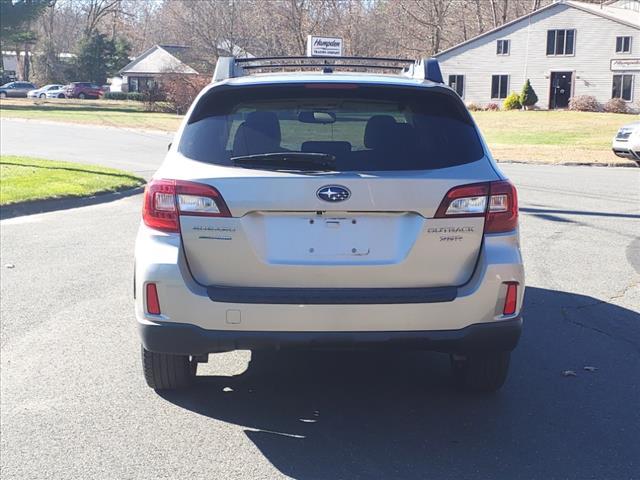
<box><xmin>212</xmin><ymin>56</ymin><xmax>444</xmax><ymax>84</ymax></box>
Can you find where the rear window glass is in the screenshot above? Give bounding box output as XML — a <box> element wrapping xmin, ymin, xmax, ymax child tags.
<box><xmin>179</xmin><ymin>85</ymin><xmax>484</xmax><ymax>171</ymax></box>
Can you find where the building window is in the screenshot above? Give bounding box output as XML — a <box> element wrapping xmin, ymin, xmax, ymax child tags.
<box><xmin>616</xmin><ymin>36</ymin><xmax>632</xmax><ymax>54</ymax></box>
<box><xmin>491</xmin><ymin>75</ymin><xmax>509</xmax><ymax>99</ymax></box>
<box><xmin>497</xmin><ymin>39</ymin><xmax>510</xmax><ymax>55</ymax></box>
<box><xmin>448</xmin><ymin>74</ymin><xmax>464</xmax><ymax>97</ymax></box>
<box><xmin>546</xmin><ymin>29</ymin><xmax>575</xmax><ymax>55</ymax></box>
<box><xmin>128</xmin><ymin>76</ymin><xmax>155</xmax><ymax>93</ymax></box>
<box><xmin>128</xmin><ymin>77</ymin><xmax>138</xmax><ymax>92</ymax></box>
<box><xmin>612</xmin><ymin>74</ymin><xmax>634</xmax><ymax>101</ymax></box>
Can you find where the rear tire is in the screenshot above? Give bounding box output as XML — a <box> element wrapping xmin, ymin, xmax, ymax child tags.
<box><xmin>451</xmin><ymin>351</ymin><xmax>510</xmax><ymax>393</ymax></box>
<box><xmin>39</xmin><ymin>93</ymin><xmax>46</xmax><ymax>98</ymax></box>
<box><xmin>0</xmin><ymin>92</ymin><xmax>6</xmax><ymax>98</ymax></box>
<box><xmin>58</xmin><ymin>94</ymin><xmax>65</xmax><ymax>99</ymax></box>
<box><xmin>141</xmin><ymin>345</ymin><xmax>196</xmax><ymax>390</ymax></box>
<box><xmin>78</xmin><ymin>92</ymin><xmax>86</xmax><ymax>99</ymax></box>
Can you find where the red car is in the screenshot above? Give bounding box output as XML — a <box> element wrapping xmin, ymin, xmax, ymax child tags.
<box><xmin>64</xmin><ymin>82</ymin><xmax>104</xmax><ymax>99</ymax></box>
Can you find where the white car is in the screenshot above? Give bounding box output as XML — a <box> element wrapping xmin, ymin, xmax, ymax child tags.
<box><xmin>612</xmin><ymin>121</ymin><xmax>640</xmax><ymax>165</ymax></box>
<box><xmin>135</xmin><ymin>56</ymin><xmax>525</xmax><ymax>393</ymax></box>
<box><xmin>27</xmin><ymin>84</ymin><xmax>63</xmax><ymax>98</ymax></box>
<box><xmin>45</xmin><ymin>86</ymin><xmax>67</xmax><ymax>99</ymax></box>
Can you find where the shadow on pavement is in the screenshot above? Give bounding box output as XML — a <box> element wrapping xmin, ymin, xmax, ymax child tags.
<box><xmin>0</xmin><ymin>186</ymin><xmax>144</xmax><ymax>220</ymax></box>
<box><xmin>520</xmin><ymin>207</ymin><xmax>640</xmax><ymax>220</ymax></box>
<box><xmin>160</xmin><ymin>287</ymin><xmax>640</xmax><ymax>479</ymax></box>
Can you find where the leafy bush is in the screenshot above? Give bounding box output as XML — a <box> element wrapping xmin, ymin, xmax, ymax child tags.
<box><xmin>466</xmin><ymin>102</ymin><xmax>483</xmax><ymax>112</ymax></box>
<box><xmin>103</xmin><ymin>91</ymin><xmax>127</xmax><ymax>100</ymax></box>
<box><xmin>568</xmin><ymin>95</ymin><xmax>600</xmax><ymax>112</ymax></box>
<box><xmin>103</xmin><ymin>91</ymin><xmax>146</xmax><ymax>101</ymax></box>
<box><xmin>486</xmin><ymin>102</ymin><xmax>500</xmax><ymax>111</ymax></box>
<box><xmin>162</xmin><ymin>74</ymin><xmax>210</xmax><ymax>114</ymax></box>
<box><xmin>603</xmin><ymin>98</ymin><xmax>628</xmax><ymax>114</ymax></box>
<box><xmin>520</xmin><ymin>79</ymin><xmax>538</xmax><ymax>109</ymax></box>
<box><xmin>502</xmin><ymin>92</ymin><xmax>521</xmax><ymax>110</ymax></box>
<box><xmin>126</xmin><ymin>92</ymin><xmax>146</xmax><ymax>101</ymax></box>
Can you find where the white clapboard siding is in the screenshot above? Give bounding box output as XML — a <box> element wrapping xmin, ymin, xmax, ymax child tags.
<box><xmin>436</xmin><ymin>2</ymin><xmax>640</xmax><ymax>109</ymax></box>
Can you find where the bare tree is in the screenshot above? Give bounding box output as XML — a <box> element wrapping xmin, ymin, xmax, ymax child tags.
<box><xmin>26</xmin><ymin>0</ymin><xmax>559</xmax><ymax>83</ymax></box>
<box><xmin>473</xmin><ymin>0</ymin><xmax>484</xmax><ymax>33</ymax></box>
<box><xmin>83</xmin><ymin>0</ymin><xmax>123</xmax><ymax>36</ymax></box>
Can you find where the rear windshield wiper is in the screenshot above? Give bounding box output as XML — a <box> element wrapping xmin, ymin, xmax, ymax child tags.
<box><xmin>231</xmin><ymin>152</ymin><xmax>336</xmax><ymax>170</ymax></box>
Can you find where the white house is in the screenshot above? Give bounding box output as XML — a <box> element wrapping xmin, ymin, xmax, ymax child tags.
<box><xmin>118</xmin><ymin>45</ymin><xmax>203</xmax><ymax>93</ymax></box>
<box><xmin>118</xmin><ymin>43</ymin><xmax>254</xmax><ymax>93</ymax></box>
<box><xmin>435</xmin><ymin>0</ymin><xmax>640</xmax><ymax>109</ymax></box>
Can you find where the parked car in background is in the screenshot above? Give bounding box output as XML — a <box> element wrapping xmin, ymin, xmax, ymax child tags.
<box><xmin>45</xmin><ymin>86</ymin><xmax>67</xmax><ymax>99</ymax></box>
<box><xmin>612</xmin><ymin>122</ymin><xmax>640</xmax><ymax>166</ymax></box>
<box><xmin>0</xmin><ymin>81</ymin><xmax>37</xmax><ymax>98</ymax></box>
<box><xmin>27</xmin><ymin>84</ymin><xmax>63</xmax><ymax>98</ymax></box>
<box><xmin>64</xmin><ymin>82</ymin><xmax>104</xmax><ymax>99</ymax></box>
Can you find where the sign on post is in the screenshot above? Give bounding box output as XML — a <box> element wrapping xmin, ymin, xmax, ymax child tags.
<box><xmin>307</xmin><ymin>36</ymin><xmax>343</xmax><ymax>57</ymax></box>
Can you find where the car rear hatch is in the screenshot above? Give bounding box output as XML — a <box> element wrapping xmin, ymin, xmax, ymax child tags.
<box><xmin>146</xmin><ymin>83</ymin><xmax>514</xmax><ymax>291</ymax></box>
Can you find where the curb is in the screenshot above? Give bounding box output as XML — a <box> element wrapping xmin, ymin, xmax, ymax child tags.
<box><xmin>0</xmin><ymin>185</ymin><xmax>145</xmax><ymax>221</ymax></box>
<box><xmin>497</xmin><ymin>159</ymin><xmax>639</xmax><ymax>168</ymax></box>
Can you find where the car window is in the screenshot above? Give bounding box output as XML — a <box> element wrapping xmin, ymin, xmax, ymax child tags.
<box><xmin>179</xmin><ymin>84</ymin><xmax>484</xmax><ymax>171</ymax></box>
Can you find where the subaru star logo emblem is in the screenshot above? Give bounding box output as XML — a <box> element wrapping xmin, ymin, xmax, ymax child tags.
<box><xmin>317</xmin><ymin>185</ymin><xmax>350</xmax><ymax>202</ymax></box>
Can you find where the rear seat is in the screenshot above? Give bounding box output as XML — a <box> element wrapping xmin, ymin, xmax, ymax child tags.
<box><xmin>347</xmin><ymin>116</ymin><xmax>420</xmax><ymax>170</ymax></box>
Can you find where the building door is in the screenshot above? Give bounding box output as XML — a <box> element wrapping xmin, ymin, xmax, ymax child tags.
<box><xmin>549</xmin><ymin>72</ymin><xmax>572</xmax><ymax>109</ymax></box>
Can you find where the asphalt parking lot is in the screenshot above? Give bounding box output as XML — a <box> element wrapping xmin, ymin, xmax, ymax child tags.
<box><xmin>1</xmin><ymin>120</ymin><xmax>639</xmax><ymax>479</ymax></box>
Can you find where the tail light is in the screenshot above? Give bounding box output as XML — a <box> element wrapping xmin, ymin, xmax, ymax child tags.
<box><xmin>502</xmin><ymin>282</ymin><xmax>519</xmax><ymax>315</ymax></box>
<box><xmin>485</xmin><ymin>181</ymin><xmax>519</xmax><ymax>233</ymax></box>
<box><xmin>434</xmin><ymin>180</ymin><xmax>518</xmax><ymax>233</ymax></box>
<box><xmin>146</xmin><ymin>283</ymin><xmax>161</xmax><ymax>315</ymax></box>
<box><xmin>142</xmin><ymin>179</ymin><xmax>231</xmax><ymax>233</ymax></box>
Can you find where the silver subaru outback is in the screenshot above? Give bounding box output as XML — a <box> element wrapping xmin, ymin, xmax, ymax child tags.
<box><xmin>134</xmin><ymin>57</ymin><xmax>524</xmax><ymax>393</ymax></box>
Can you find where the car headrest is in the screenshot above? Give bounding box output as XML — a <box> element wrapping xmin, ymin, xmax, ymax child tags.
<box><xmin>364</xmin><ymin>115</ymin><xmax>397</xmax><ymax>149</ymax></box>
<box><xmin>232</xmin><ymin>111</ymin><xmax>282</xmax><ymax>156</ymax></box>
<box><xmin>244</xmin><ymin>111</ymin><xmax>281</xmax><ymax>143</ymax></box>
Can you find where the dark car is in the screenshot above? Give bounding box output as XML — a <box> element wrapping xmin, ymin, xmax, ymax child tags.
<box><xmin>64</xmin><ymin>82</ymin><xmax>104</xmax><ymax>99</ymax></box>
<box><xmin>0</xmin><ymin>81</ymin><xmax>37</xmax><ymax>98</ymax></box>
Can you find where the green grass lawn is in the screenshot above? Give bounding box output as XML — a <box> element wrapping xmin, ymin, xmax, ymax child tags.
<box><xmin>0</xmin><ymin>155</ymin><xmax>145</xmax><ymax>205</ymax></box>
<box><xmin>0</xmin><ymin>98</ymin><xmax>182</xmax><ymax>132</ymax></box>
<box><xmin>1</xmin><ymin>98</ymin><xmax>637</xmax><ymax>165</ymax></box>
<box><xmin>472</xmin><ymin>110</ymin><xmax>636</xmax><ymax>164</ymax></box>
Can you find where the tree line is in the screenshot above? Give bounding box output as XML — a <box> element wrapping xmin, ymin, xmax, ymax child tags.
<box><xmin>1</xmin><ymin>0</ymin><xmax>603</xmax><ymax>86</ymax></box>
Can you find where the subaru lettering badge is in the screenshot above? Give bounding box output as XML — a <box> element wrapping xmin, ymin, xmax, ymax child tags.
<box><xmin>317</xmin><ymin>185</ymin><xmax>350</xmax><ymax>202</ymax></box>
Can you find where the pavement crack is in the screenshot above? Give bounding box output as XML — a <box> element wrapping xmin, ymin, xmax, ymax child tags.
<box><xmin>560</xmin><ymin>294</ymin><xmax>640</xmax><ymax>355</ymax></box>
<box><xmin>606</xmin><ymin>281</ymin><xmax>639</xmax><ymax>303</ymax></box>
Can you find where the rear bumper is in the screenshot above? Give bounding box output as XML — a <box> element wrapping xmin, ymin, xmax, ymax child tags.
<box><xmin>140</xmin><ymin>316</ymin><xmax>522</xmax><ymax>355</ymax></box>
<box><xmin>134</xmin><ymin>224</ymin><xmax>525</xmax><ymax>336</ymax></box>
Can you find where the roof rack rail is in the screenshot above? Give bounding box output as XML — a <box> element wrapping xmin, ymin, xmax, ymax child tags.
<box><xmin>212</xmin><ymin>56</ymin><xmax>444</xmax><ymax>84</ymax></box>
